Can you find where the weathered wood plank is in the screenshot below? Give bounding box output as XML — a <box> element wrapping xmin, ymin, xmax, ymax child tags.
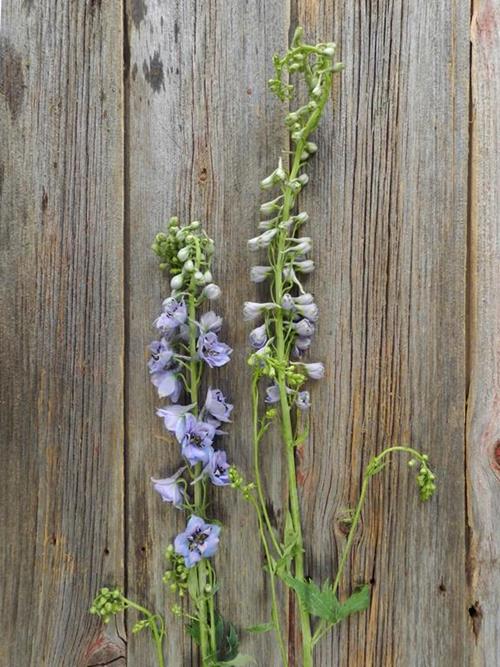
<box><xmin>468</xmin><ymin>2</ymin><xmax>500</xmax><ymax>664</ymax></box>
<box><xmin>0</xmin><ymin>1</ymin><xmax>125</xmax><ymax>665</ymax></box>
<box><xmin>125</xmin><ymin>1</ymin><xmax>290</xmax><ymax>663</ymax></box>
<box><xmin>294</xmin><ymin>2</ymin><xmax>471</xmax><ymax>665</ymax></box>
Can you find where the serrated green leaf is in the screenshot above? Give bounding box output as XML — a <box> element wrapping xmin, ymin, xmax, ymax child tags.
<box><xmin>217</xmin><ymin>654</ymin><xmax>256</xmax><ymax>666</ymax></box>
<box><xmin>280</xmin><ymin>575</ymin><xmax>341</xmax><ymax>622</ymax></box>
<box><xmin>245</xmin><ymin>622</ymin><xmax>274</xmax><ymax>634</ymax></box>
<box><xmin>337</xmin><ymin>584</ymin><xmax>370</xmax><ymax>620</ymax></box>
<box><xmin>186</xmin><ymin>619</ymin><xmax>201</xmax><ymax>646</ymax></box>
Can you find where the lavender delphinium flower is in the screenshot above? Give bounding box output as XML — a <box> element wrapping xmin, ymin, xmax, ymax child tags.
<box><xmin>197</xmin><ymin>331</ymin><xmax>232</xmax><ymax>368</ymax></box>
<box><xmin>175</xmin><ymin>414</ymin><xmax>215</xmax><ymax>466</ymax></box>
<box><xmin>151</xmin><ymin>467</ymin><xmax>186</xmax><ymax>508</ymax></box>
<box><xmin>155</xmin><ymin>297</ymin><xmax>187</xmax><ymax>331</ymax></box>
<box><xmin>204</xmin><ymin>387</ymin><xmax>233</xmax><ymax>423</ymax></box>
<box><xmin>156</xmin><ymin>403</ymin><xmax>195</xmax><ymax>431</ymax></box>
<box><xmin>174</xmin><ymin>515</ymin><xmax>221</xmax><ymax>568</ymax></box>
<box><xmin>203</xmin><ymin>450</ymin><xmax>231</xmax><ymax>487</ymax></box>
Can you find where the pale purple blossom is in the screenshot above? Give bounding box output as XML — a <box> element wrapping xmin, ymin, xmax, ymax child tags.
<box><xmin>294</xmin><ymin>259</ymin><xmax>315</xmax><ymax>274</ymax></box>
<box><xmin>157</xmin><ymin>403</ymin><xmax>195</xmax><ymax>432</ymax></box>
<box><xmin>199</xmin><ymin>311</ymin><xmax>223</xmax><ymax>333</ymax></box>
<box><xmin>148</xmin><ymin>338</ymin><xmax>174</xmax><ymax>373</ymax></box>
<box><xmin>302</xmin><ymin>362</ymin><xmax>325</xmax><ymax>379</ymax></box>
<box><xmin>296</xmin><ymin>302</ymin><xmax>319</xmax><ymax>322</ymax></box>
<box><xmin>204</xmin><ymin>388</ymin><xmax>233</xmax><ymax>423</ymax></box>
<box><xmin>174</xmin><ymin>515</ymin><xmax>221</xmax><ymax>568</ymax></box>
<box><xmin>265</xmin><ymin>384</ymin><xmax>281</xmax><ymax>403</ymax></box>
<box><xmin>250</xmin><ymin>266</ymin><xmax>272</xmax><ymax>283</ymax></box>
<box><xmin>292</xmin><ymin>318</ymin><xmax>315</xmax><ymax>337</ymax></box>
<box><xmin>248</xmin><ymin>228</ymin><xmax>278</xmax><ymax>251</ymax></box>
<box><xmin>249</xmin><ymin>323</ymin><xmax>268</xmax><ymax>349</ymax></box>
<box><xmin>281</xmin><ymin>294</ymin><xmax>295</xmax><ymax>310</ymax></box>
<box><xmin>296</xmin><ymin>391</ymin><xmax>311</xmax><ymax>410</ymax></box>
<box><xmin>197</xmin><ymin>332</ymin><xmax>232</xmax><ymax>368</ymax></box>
<box><xmin>243</xmin><ymin>302</ymin><xmax>276</xmax><ymax>321</ymax></box>
<box><xmin>203</xmin><ymin>450</ymin><xmax>231</xmax><ymax>486</ymax></box>
<box><xmin>176</xmin><ymin>414</ymin><xmax>216</xmax><ymax>466</ymax></box>
<box><xmin>294</xmin><ymin>293</ymin><xmax>315</xmax><ymax>305</ymax></box>
<box><xmin>150</xmin><ymin>369</ymin><xmax>182</xmax><ymax>401</ymax></box>
<box><xmin>155</xmin><ymin>297</ymin><xmax>187</xmax><ymax>331</ymax></box>
<box><xmin>151</xmin><ymin>467</ymin><xmax>186</xmax><ymax>508</ymax></box>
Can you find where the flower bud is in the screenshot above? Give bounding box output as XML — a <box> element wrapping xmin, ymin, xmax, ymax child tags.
<box><xmin>183</xmin><ymin>259</ymin><xmax>194</xmax><ymax>273</ymax></box>
<box><xmin>202</xmin><ymin>283</ymin><xmax>221</xmax><ymax>300</ymax></box>
<box><xmin>177</xmin><ymin>247</ymin><xmax>190</xmax><ymax>262</ymax></box>
<box><xmin>306</xmin><ymin>142</ymin><xmax>318</xmax><ymax>154</ymax></box>
<box><xmin>203</xmin><ymin>270</ymin><xmax>213</xmax><ymax>283</ymax></box>
<box><xmin>194</xmin><ymin>270</ymin><xmax>205</xmax><ymax>284</ymax></box>
<box><xmin>170</xmin><ymin>274</ymin><xmax>184</xmax><ymax>290</ymax></box>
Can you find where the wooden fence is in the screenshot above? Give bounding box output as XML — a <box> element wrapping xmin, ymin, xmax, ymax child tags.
<box><xmin>1</xmin><ymin>1</ymin><xmax>498</xmax><ymax>665</ymax></box>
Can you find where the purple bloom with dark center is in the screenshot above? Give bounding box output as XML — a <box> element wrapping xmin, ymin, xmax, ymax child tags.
<box><xmin>176</xmin><ymin>414</ymin><xmax>215</xmax><ymax>465</ymax></box>
<box><xmin>151</xmin><ymin>467</ymin><xmax>186</xmax><ymax>508</ymax></box>
<box><xmin>296</xmin><ymin>390</ymin><xmax>311</xmax><ymax>410</ymax></box>
<box><xmin>157</xmin><ymin>403</ymin><xmax>195</xmax><ymax>432</ymax></box>
<box><xmin>150</xmin><ymin>369</ymin><xmax>182</xmax><ymax>401</ymax></box>
<box><xmin>174</xmin><ymin>515</ymin><xmax>221</xmax><ymax>568</ymax></box>
<box><xmin>148</xmin><ymin>338</ymin><xmax>175</xmax><ymax>374</ymax></box>
<box><xmin>204</xmin><ymin>388</ymin><xmax>233</xmax><ymax>423</ymax></box>
<box><xmin>155</xmin><ymin>297</ymin><xmax>187</xmax><ymax>331</ymax></box>
<box><xmin>203</xmin><ymin>450</ymin><xmax>231</xmax><ymax>487</ymax></box>
<box><xmin>197</xmin><ymin>332</ymin><xmax>232</xmax><ymax>368</ymax></box>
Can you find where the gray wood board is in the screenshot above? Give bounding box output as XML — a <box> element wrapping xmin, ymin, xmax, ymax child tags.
<box><xmin>0</xmin><ymin>1</ymin><xmax>125</xmax><ymax>665</ymax></box>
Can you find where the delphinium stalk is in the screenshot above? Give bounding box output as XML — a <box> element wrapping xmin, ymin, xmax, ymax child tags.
<box><xmin>149</xmin><ymin>217</ymin><xmax>252</xmax><ymax>666</ymax></box>
<box><xmin>235</xmin><ymin>27</ymin><xmax>437</xmax><ymax>666</ymax></box>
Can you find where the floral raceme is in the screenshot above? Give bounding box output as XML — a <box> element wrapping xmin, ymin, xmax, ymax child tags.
<box><xmin>148</xmin><ymin>217</ymin><xmax>249</xmax><ymax>665</ymax></box>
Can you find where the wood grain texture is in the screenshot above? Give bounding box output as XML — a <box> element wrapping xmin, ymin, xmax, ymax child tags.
<box><xmin>0</xmin><ymin>1</ymin><xmax>125</xmax><ymax>666</ymax></box>
<box><xmin>469</xmin><ymin>1</ymin><xmax>500</xmax><ymax>664</ymax></box>
<box><xmin>124</xmin><ymin>1</ymin><xmax>288</xmax><ymax>664</ymax></box>
<box><xmin>3</xmin><ymin>0</ymin><xmax>498</xmax><ymax>665</ymax></box>
<box><xmin>294</xmin><ymin>2</ymin><xmax>471</xmax><ymax>665</ymax></box>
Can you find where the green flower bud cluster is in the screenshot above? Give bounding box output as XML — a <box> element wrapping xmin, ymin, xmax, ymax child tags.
<box><xmin>132</xmin><ymin>617</ymin><xmax>153</xmax><ymax>634</ymax></box>
<box><xmin>90</xmin><ymin>587</ymin><xmax>125</xmax><ymax>624</ymax></box>
<box><xmin>229</xmin><ymin>466</ymin><xmax>255</xmax><ymax>501</ymax></box>
<box><xmin>163</xmin><ymin>544</ymin><xmax>189</xmax><ymax>596</ymax></box>
<box><xmin>408</xmin><ymin>455</ymin><xmax>436</xmax><ymax>501</ymax></box>
<box><xmin>151</xmin><ymin>216</ymin><xmax>216</xmax><ymax>294</ymax></box>
<box><xmin>286</xmin><ymin>366</ymin><xmax>306</xmax><ymax>388</ymax></box>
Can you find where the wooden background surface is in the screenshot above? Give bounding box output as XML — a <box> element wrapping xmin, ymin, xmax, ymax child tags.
<box><xmin>1</xmin><ymin>1</ymin><xmax>498</xmax><ymax>665</ymax></box>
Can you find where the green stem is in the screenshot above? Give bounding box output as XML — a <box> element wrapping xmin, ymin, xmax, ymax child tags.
<box><xmin>125</xmin><ymin>599</ymin><xmax>165</xmax><ymax>667</ymax></box>
<box><xmin>312</xmin><ymin>445</ymin><xmax>428</xmax><ymax>646</ymax></box>
<box><xmin>252</xmin><ymin>375</ymin><xmax>283</xmax><ymax>558</ymax></box>
<box><xmin>268</xmin><ymin>71</ymin><xmax>334</xmax><ymax>667</ymax></box>
<box><xmin>187</xmin><ymin>275</ymin><xmax>210</xmax><ymax>664</ymax></box>
<box><xmin>248</xmin><ymin>495</ymin><xmax>288</xmax><ymax>667</ymax></box>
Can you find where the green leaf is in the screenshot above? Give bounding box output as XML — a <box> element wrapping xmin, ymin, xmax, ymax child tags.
<box><xmin>281</xmin><ymin>575</ymin><xmax>371</xmax><ymax>625</ymax></box>
<box><xmin>214</xmin><ymin>612</ymin><xmax>240</xmax><ymax>662</ymax></box>
<box><xmin>245</xmin><ymin>622</ymin><xmax>274</xmax><ymax>634</ymax></box>
<box><xmin>217</xmin><ymin>655</ymin><xmax>256</xmax><ymax>666</ymax></box>
<box><xmin>337</xmin><ymin>585</ymin><xmax>370</xmax><ymax>621</ymax></box>
<box><xmin>280</xmin><ymin>575</ymin><xmax>341</xmax><ymax>622</ymax></box>
<box><xmin>186</xmin><ymin>619</ymin><xmax>200</xmax><ymax>646</ymax></box>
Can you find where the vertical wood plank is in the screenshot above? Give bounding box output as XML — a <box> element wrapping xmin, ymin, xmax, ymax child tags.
<box><xmin>125</xmin><ymin>1</ymin><xmax>288</xmax><ymax>663</ymax></box>
<box><xmin>293</xmin><ymin>2</ymin><xmax>471</xmax><ymax>665</ymax></box>
<box><xmin>469</xmin><ymin>2</ymin><xmax>500</xmax><ymax>663</ymax></box>
<box><xmin>0</xmin><ymin>1</ymin><xmax>125</xmax><ymax>665</ymax></box>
